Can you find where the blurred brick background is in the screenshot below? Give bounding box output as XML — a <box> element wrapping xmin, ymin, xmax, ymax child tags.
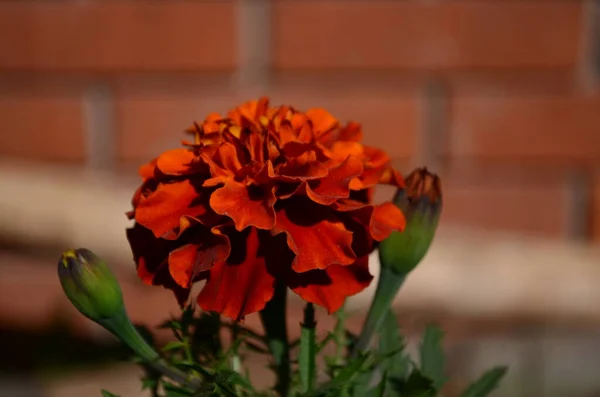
<box><xmin>1</xmin><ymin>0</ymin><xmax>599</xmax><ymax>242</ymax></box>
<box><xmin>1</xmin><ymin>1</ymin><xmax>600</xmax><ymax>396</ymax></box>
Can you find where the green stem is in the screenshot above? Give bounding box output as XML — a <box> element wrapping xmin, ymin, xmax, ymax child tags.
<box><xmin>300</xmin><ymin>303</ymin><xmax>317</xmax><ymax>393</ymax></box>
<box><xmin>259</xmin><ymin>282</ymin><xmax>291</xmax><ymax>397</ymax></box>
<box><xmin>100</xmin><ymin>309</ymin><xmax>202</xmax><ymax>390</ymax></box>
<box><xmin>333</xmin><ymin>305</ymin><xmax>347</xmax><ymax>370</ymax></box>
<box><xmin>352</xmin><ymin>267</ymin><xmax>405</xmax><ymax>356</ymax></box>
<box><xmin>333</xmin><ymin>305</ymin><xmax>350</xmax><ymax>397</ymax></box>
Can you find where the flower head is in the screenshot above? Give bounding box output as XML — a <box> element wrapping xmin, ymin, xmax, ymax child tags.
<box><xmin>378</xmin><ymin>167</ymin><xmax>442</xmax><ymax>275</ymax></box>
<box><xmin>58</xmin><ymin>248</ymin><xmax>124</xmax><ymax>322</ymax></box>
<box><xmin>126</xmin><ymin>97</ymin><xmax>405</xmax><ymax>320</ymax></box>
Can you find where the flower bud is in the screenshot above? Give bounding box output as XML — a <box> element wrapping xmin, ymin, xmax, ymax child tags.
<box><xmin>378</xmin><ymin>167</ymin><xmax>442</xmax><ymax>276</ymax></box>
<box><xmin>58</xmin><ymin>248</ymin><xmax>124</xmax><ymax>322</ymax></box>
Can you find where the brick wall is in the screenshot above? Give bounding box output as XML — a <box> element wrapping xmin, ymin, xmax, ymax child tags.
<box><xmin>1</xmin><ymin>0</ymin><xmax>600</xmax><ymax>241</ymax></box>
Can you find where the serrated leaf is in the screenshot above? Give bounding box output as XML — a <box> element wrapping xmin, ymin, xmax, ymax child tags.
<box><xmin>459</xmin><ymin>367</ymin><xmax>508</xmax><ymax>397</ymax></box>
<box><xmin>163</xmin><ymin>383</ymin><xmax>194</xmax><ymax>397</ymax></box>
<box><xmin>141</xmin><ymin>377</ymin><xmax>159</xmax><ymax>390</ymax></box>
<box><xmin>419</xmin><ymin>325</ymin><xmax>446</xmax><ymax>390</ymax></box>
<box><xmin>375</xmin><ymin>371</ymin><xmax>388</xmax><ymax>397</ymax></box>
<box><xmin>162</xmin><ymin>341</ymin><xmax>186</xmax><ymax>352</ymax></box>
<box><xmin>158</xmin><ymin>319</ymin><xmax>182</xmax><ymax>331</ymax></box>
<box><xmin>379</xmin><ymin>310</ymin><xmax>410</xmax><ymax>382</ymax></box>
<box><xmin>301</xmin><ymin>354</ymin><xmax>372</xmax><ymax>397</ymax></box>
<box><xmin>390</xmin><ymin>369</ymin><xmax>436</xmax><ymax>397</ymax></box>
<box><xmin>100</xmin><ymin>390</ymin><xmax>121</xmax><ymax>397</ymax></box>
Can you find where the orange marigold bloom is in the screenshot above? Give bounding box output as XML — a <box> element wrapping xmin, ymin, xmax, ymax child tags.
<box><xmin>126</xmin><ymin>97</ymin><xmax>405</xmax><ymax>320</ymax></box>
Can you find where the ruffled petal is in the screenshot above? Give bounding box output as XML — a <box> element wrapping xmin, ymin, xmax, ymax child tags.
<box><xmin>306</xmin><ymin>108</ymin><xmax>338</xmax><ymax>137</ymax></box>
<box><xmin>139</xmin><ymin>159</ymin><xmax>157</xmax><ymax>181</ymax></box>
<box><xmin>287</xmin><ymin>256</ymin><xmax>372</xmax><ymax>313</ymax></box>
<box><xmin>135</xmin><ymin>180</ymin><xmax>215</xmax><ymax>239</ymax></box>
<box><xmin>370</xmin><ymin>202</ymin><xmax>406</xmax><ymax>241</ymax></box>
<box><xmin>337</xmin><ymin>201</ymin><xmax>405</xmax><ymax>242</ymax></box>
<box><xmin>168</xmin><ymin>227</ymin><xmax>231</xmax><ymax>288</ymax></box>
<box><xmin>210</xmin><ymin>180</ymin><xmax>276</xmax><ymax>231</ymax></box>
<box><xmin>197</xmin><ymin>228</ymin><xmax>276</xmax><ymax>320</ymax></box>
<box><xmin>273</xmin><ymin>197</ymin><xmax>356</xmax><ymax>272</ymax></box>
<box><xmin>156</xmin><ymin>148</ymin><xmax>198</xmax><ymax>175</ymax></box>
<box><xmin>126</xmin><ymin>223</ymin><xmax>191</xmax><ymax>305</ymax></box>
<box><xmin>306</xmin><ymin>156</ymin><xmax>364</xmax><ymax>205</ymax></box>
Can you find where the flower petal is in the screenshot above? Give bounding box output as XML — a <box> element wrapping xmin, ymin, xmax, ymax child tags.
<box><xmin>168</xmin><ymin>227</ymin><xmax>231</xmax><ymax>288</ymax></box>
<box><xmin>135</xmin><ymin>180</ymin><xmax>215</xmax><ymax>239</ymax></box>
<box><xmin>370</xmin><ymin>202</ymin><xmax>406</xmax><ymax>241</ymax></box>
<box><xmin>126</xmin><ymin>223</ymin><xmax>191</xmax><ymax>305</ymax></box>
<box><xmin>273</xmin><ymin>197</ymin><xmax>356</xmax><ymax>272</ymax></box>
<box><xmin>197</xmin><ymin>228</ymin><xmax>276</xmax><ymax>320</ymax></box>
<box><xmin>344</xmin><ymin>201</ymin><xmax>405</xmax><ymax>242</ymax></box>
<box><xmin>306</xmin><ymin>108</ymin><xmax>338</xmax><ymax>137</ymax></box>
<box><xmin>287</xmin><ymin>256</ymin><xmax>372</xmax><ymax>313</ymax></box>
<box><xmin>156</xmin><ymin>148</ymin><xmax>197</xmax><ymax>175</ymax></box>
<box><xmin>210</xmin><ymin>180</ymin><xmax>276</xmax><ymax>231</ymax></box>
<box><xmin>306</xmin><ymin>156</ymin><xmax>364</xmax><ymax>205</ymax></box>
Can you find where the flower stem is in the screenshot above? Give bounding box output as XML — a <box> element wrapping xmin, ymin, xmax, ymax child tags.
<box><xmin>259</xmin><ymin>282</ymin><xmax>291</xmax><ymax>397</ymax></box>
<box><xmin>352</xmin><ymin>267</ymin><xmax>405</xmax><ymax>356</ymax></box>
<box><xmin>100</xmin><ymin>308</ymin><xmax>202</xmax><ymax>390</ymax></box>
<box><xmin>299</xmin><ymin>303</ymin><xmax>317</xmax><ymax>393</ymax></box>
<box><xmin>333</xmin><ymin>305</ymin><xmax>347</xmax><ymax>371</ymax></box>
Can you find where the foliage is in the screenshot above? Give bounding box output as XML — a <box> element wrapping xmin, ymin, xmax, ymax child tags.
<box><xmin>95</xmin><ymin>304</ymin><xmax>506</xmax><ymax>397</ymax></box>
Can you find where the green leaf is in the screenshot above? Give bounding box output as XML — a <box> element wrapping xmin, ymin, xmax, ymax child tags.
<box><xmin>299</xmin><ymin>303</ymin><xmax>317</xmax><ymax>393</ymax></box>
<box><xmin>459</xmin><ymin>367</ymin><xmax>508</xmax><ymax>397</ymax></box>
<box><xmin>379</xmin><ymin>310</ymin><xmax>410</xmax><ymax>382</ymax></box>
<box><xmin>302</xmin><ymin>353</ymin><xmax>373</xmax><ymax>397</ymax></box>
<box><xmin>100</xmin><ymin>391</ymin><xmax>121</xmax><ymax>397</ymax></box>
<box><xmin>419</xmin><ymin>325</ymin><xmax>446</xmax><ymax>390</ymax></box>
<box><xmin>162</xmin><ymin>341</ymin><xmax>186</xmax><ymax>352</ymax></box>
<box><xmin>390</xmin><ymin>369</ymin><xmax>436</xmax><ymax>397</ymax></box>
<box><xmin>163</xmin><ymin>383</ymin><xmax>194</xmax><ymax>397</ymax></box>
<box><xmin>375</xmin><ymin>371</ymin><xmax>388</xmax><ymax>397</ymax></box>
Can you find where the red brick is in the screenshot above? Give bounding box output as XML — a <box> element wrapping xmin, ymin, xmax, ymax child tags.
<box><xmin>0</xmin><ymin>1</ymin><xmax>236</xmax><ymax>72</ymax></box>
<box><xmin>115</xmin><ymin>77</ymin><xmax>244</xmax><ymax>164</ymax></box>
<box><xmin>591</xmin><ymin>172</ymin><xmax>600</xmax><ymax>243</ymax></box>
<box><xmin>116</xmin><ymin>78</ymin><xmax>419</xmax><ymax>164</ymax></box>
<box><xmin>0</xmin><ymin>80</ymin><xmax>85</xmax><ymax>162</ymax></box>
<box><xmin>440</xmin><ymin>166</ymin><xmax>571</xmax><ymax>238</ymax></box>
<box><xmin>272</xmin><ymin>1</ymin><xmax>582</xmax><ymax>70</ymax></box>
<box><xmin>448</xmin><ymin>93</ymin><xmax>600</xmax><ymax>163</ymax></box>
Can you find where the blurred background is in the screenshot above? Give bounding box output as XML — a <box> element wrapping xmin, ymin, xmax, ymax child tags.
<box><xmin>1</xmin><ymin>0</ymin><xmax>600</xmax><ymax>396</ymax></box>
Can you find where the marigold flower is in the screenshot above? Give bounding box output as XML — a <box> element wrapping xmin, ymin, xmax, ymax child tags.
<box><xmin>126</xmin><ymin>97</ymin><xmax>406</xmax><ymax>320</ymax></box>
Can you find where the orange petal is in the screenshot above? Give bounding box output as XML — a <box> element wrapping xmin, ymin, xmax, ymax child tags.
<box><xmin>370</xmin><ymin>202</ymin><xmax>405</xmax><ymax>241</ymax></box>
<box><xmin>197</xmin><ymin>228</ymin><xmax>276</xmax><ymax>320</ymax></box>
<box><xmin>135</xmin><ymin>180</ymin><xmax>214</xmax><ymax>239</ymax></box>
<box><xmin>210</xmin><ymin>180</ymin><xmax>276</xmax><ymax>231</ymax></box>
<box><xmin>334</xmin><ymin>200</ymin><xmax>405</xmax><ymax>242</ymax></box>
<box><xmin>139</xmin><ymin>159</ymin><xmax>157</xmax><ymax>181</ymax></box>
<box><xmin>378</xmin><ymin>167</ymin><xmax>405</xmax><ymax>188</ymax></box>
<box><xmin>306</xmin><ymin>108</ymin><xmax>338</xmax><ymax>137</ymax></box>
<box><xmin>273</xmin><ymin>197</ymin><xmax>356</xmax><ymax>272</ymax></box>
<box><xmin>168</xmin><ymin>228</ymin><xmax>230</xmax><ymax>288</ymax></box>
<box><xmin>338</xmin><ymin>122</ymin><xmax>363</xmax><ymax>142</ymax></box>
<box><xmin>126</xmin><ymin>223</ymin><xmax>192</xmax><ymax>305</ymax></box>
<box><xmin>287</xmin><ymin>256</ymin><xmax>372</xmax><ymax>313</ymax></box>
<box><xmin>306</xmin><ymin>156</ymin><xmax>364</xmax><ymax>205</ymax></box>
<box><xmin>156</xmin><ymin>148</ymin><xmax>197</xmax><ymax>175</ymax></box>
<box><xmin>329</xmin><ymin>141</ymin><xmax>364</xmax><ymax>161</ymax></box>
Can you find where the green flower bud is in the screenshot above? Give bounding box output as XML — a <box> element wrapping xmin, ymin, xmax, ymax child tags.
<box><xmin>379</xmin><ymin>167</ymin><xmax>442</xmax><ymax>276</ymax></box>
<box><xmin>58</xmin><ymin>248</ymin><xmax>124</xmax><ymax>322</ymax></box>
